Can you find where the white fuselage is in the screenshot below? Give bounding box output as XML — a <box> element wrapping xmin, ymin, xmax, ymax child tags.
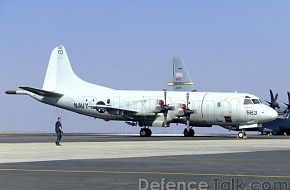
<box><xmin>26</xmin><ymin>89</ymin><xmax>277</xmax><ymax>128</ymax></box>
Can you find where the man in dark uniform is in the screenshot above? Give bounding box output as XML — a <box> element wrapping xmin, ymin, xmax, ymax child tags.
<box><xmin>55</xmin><ymin>117</ymin><xmax>63</xmax><ymax>146</ymax></box>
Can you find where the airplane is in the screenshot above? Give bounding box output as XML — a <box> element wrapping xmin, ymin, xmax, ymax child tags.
<box><xmin>5</xmin><ymin>45</ymin><xmax>278</xmax><ymax>138</ymax></box>
<box><xmin>166</xmin><ymin>56</ymin><xmax>196</xmax><ymax>92</ymax></box>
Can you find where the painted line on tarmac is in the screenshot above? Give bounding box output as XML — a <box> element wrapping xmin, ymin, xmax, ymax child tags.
<box><xmin>0</xmin><ymin>168</ymin><xmax>289</xmax><ymax>179</ymax></box>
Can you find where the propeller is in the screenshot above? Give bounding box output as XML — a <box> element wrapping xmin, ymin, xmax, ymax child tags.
<box><xmin>266</xmin><ymin>89</ymin><xmax>280</xmax><ymax>109</ymax></box>
<box><xmin>156</xmin><ymin>89</ymin><xmax>174</xmax><ymax>127</ymax></box>
<box><xmin>177</xmin><ymin>93</ymin><xmax>194</xmax><ymax>128</ymax></box>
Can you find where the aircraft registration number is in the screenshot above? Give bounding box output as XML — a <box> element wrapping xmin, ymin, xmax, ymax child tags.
<box><xmin>247</xmin><ymin>110</ymin><xmax>257</xmax><ymax>115</ymax></box>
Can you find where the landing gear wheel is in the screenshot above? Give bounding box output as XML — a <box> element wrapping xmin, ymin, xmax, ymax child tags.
<box><xmin>188</xmin><ymin>128</ymin><xmax>195</xmax><ymax>137</ymax></box>
<box><xmin>140</xmin><ymin>128</ymin><xmax>147</xmax><ymax>137</ymax></box>
<box><xmin>183</xmin><ymin>129</ymin><xmax>189</xmax><ymax>137</ymax></box>
<box><xmin>139</xmin><ymin>128</ymin><xmax>152</xmax><ymax>137</ymax></box>
<box><xmin>237</xmin><ymin>131</ymin><xmax>247</xmax><ymax>138</ymax></box>
<box><xmin>146</xmin><ymin>128</ymin><xmax>152</xmax><ymax>137</ymax></box>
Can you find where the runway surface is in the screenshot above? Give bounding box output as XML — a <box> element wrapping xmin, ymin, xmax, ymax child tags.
<box><xmin>0</xmin><ymin>133</ymin><xmax>289</xmax><ymax>190</ymax></box>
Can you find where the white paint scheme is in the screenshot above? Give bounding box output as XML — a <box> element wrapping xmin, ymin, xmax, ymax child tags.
<box><xmin>6</xmin><ymin>46</ymin><xmax>278</xmax><ymax>134</ymax></box>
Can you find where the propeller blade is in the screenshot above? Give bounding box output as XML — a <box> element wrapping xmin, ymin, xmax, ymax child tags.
<box><xmin>284</xmin><ymin>91</ymin><xmax>290</xmax><ymax>108</ymax></box>
<box><xmin>270</xmin><ymin>89</ymin><xmax>274</xmax><ymax>101</ymax></box>
<box><xmin>186</xmin><ymin>93</ymin><xmax>189</xmax><ymax>109</ymax></box>
<box><xmin>267</xmin><ymin>89</ymin><xmax>280</xmax><ymax>109</ymax></box>
<box><xmin>164</xmin><ymin>112</ymin><xmax>167</xmax><ymax>127</ymax></box>
<box><xmin>274</xmin><ymin>93</ymin><xmax>279</xmax><ymax>101</ymax></box>
<box><xmin>163</xmin><ymin>89</ymin><xmax>167</xmax><ymax>105</ymax></box>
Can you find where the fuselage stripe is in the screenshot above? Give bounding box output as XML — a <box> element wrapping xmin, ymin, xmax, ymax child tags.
<box><xmin>201</xmin><ymin>92</ymin><xmax>209</xmax><ymax>123</ymax></box>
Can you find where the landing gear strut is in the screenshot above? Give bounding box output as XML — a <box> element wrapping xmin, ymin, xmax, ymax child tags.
<box><xmin>183</xmin><ymin>128</ymin><xmax>195</xmax><ymax>137</ymax></box>
<box><xmin>237</xmin><ymin>131</ymin><xmax>247</xmax><ymax>139</ymax></box>
<box><xmin>140</xmin><ymin>128</ymin><xmax>152</xmax><ymax>137</ymax></box>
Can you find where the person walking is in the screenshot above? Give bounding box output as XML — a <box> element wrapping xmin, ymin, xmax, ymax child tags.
<box><xmin>55</xmin><ymin>117</ymin><xmax>63</xmax><ymax>146</ymax></box>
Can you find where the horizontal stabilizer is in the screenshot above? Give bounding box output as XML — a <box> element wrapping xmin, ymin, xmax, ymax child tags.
<box><xmin>19</xmin><ymin>87</ymin><xmax>63</xmax><ymax>98</ymax></box>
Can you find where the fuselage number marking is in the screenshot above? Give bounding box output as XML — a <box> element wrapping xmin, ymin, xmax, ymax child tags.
<box><xmin>247</xmin><ymin>110</ymin><xmax>257</xmax><ymax>116</ymax></box>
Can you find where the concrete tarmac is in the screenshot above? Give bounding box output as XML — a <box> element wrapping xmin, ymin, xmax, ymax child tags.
<box><xmin>0</xmin><ymin>133</ymin><xmax>288</xmax><ymax>143</ymax></box>
<box><xmin>0</xmin><ymin>133</ymin><xmax>289</xmax><ymax>190</ymax></box>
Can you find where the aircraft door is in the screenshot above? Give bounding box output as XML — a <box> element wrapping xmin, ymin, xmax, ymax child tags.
<box><xmin>216</xmin><ymin>100</ymin><xmax>236</xmax><ymax>124</ymax></box>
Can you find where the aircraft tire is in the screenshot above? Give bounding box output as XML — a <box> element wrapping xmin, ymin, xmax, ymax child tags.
<box><xmin>140</xmin><ymin>128</ymin><xmax>147</xmax><ymax>137</ymax></box>
<box><xmin>238</xmin><ymin>132</ymin><xmax>244</xmax><ymax>138</ymax></box>
<box><xmin>146</xmin><ymin>128</ymin><xmax>152</xmax><ymax>137</ymax></box>
<box><xmin>183</xmin><ymin>129</ymin><xmax>189</xmax><ymax>137</ymax></box>
<box><xmin>188</xmin><ymin>128</ymin><xmax>195</xmax><ymax>137</ymax></box>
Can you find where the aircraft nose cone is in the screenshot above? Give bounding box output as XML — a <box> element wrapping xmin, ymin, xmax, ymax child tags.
<box><xmin>264</xmin><ymin>108</ymin><xmax>278</xmax><ymax>122</ymax></box>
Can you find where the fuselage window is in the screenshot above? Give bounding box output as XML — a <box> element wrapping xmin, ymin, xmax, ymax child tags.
<box><xmin>244</xmin><ymin>99</ymin><xmax>253</xmax><ymax>105</ymax></box>
<box><xmin>252</xmin><ymin>99</ymin><xmax>261</xmax><ymax>104</ymax></box>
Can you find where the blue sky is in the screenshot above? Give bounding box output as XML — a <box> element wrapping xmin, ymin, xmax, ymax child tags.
<box><xmin>1</xmin><ymin>1</ymin><xmax>290</xmax><ymax>133</ymax></box>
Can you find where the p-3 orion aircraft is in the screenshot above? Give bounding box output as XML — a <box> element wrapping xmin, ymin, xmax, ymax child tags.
<box><xmin>5</xmin><ymin>46</ymin><xmax>278</xmax><ymax>138</ymax></box>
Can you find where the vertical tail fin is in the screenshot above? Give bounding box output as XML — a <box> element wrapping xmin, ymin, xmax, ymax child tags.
<box><xmin>43</xmin><ymin>45</ymin><xmax>112</xmax><ymax>93</ymax></box>
<box><xmin>167</xmin><ymin>56</ymin><xmax>195</xmax><ymax>91</ymax></box>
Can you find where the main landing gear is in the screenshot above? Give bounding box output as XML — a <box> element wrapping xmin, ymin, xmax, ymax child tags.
<box><xmin>140</xmin><ymin>128</ymin><xmax>152</xmax><ymax>137</ymax></box>
<box><xmin>237</xmin><ymin>131</ymin><xmax>247</xmax><ymax>139</ymax></box>
<box><xmin>183</xmin><ymin>128</ymin><xmax>195</xmax><ymax>137</ymax></box>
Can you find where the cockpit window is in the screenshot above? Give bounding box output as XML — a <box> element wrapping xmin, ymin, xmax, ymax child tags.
<box><xmin>244</xmin><ymin>99</ymin><xmax>253</xmax><ymax>105</ymax></box>
<box><xmin>252</xmin><ymin>99</ymin><xmax>261</xmax><ymax>104</ymax></box>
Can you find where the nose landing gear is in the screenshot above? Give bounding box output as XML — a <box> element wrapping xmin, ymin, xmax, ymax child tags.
<box><xmin>237</xmin><ymin>131</ymin><xmax>247</xmax><ymax>139</ymax></box>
